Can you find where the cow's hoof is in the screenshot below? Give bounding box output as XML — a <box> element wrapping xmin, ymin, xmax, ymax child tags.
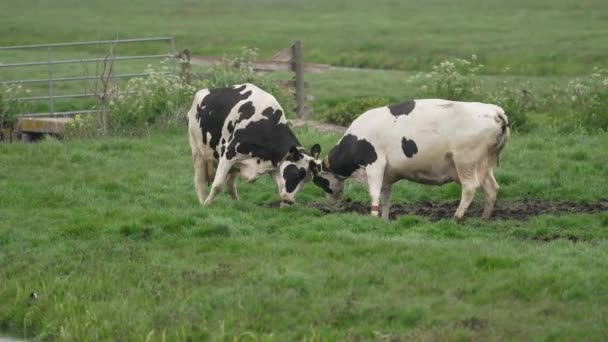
<box><xmin>280</xmin><ymin>200</ymin><xmax>294</xmax><ymax>208</ymax></box>
<box><xmin>453</xmin><ymin>215</ymin><xmax>465</xmax><ymax>223</ymax></box>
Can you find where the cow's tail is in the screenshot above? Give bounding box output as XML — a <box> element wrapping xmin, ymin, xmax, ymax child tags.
<box><xmin>494</xmin><ymin>109</ymin><xmax>510</xmax><ymax>167</ymax></box>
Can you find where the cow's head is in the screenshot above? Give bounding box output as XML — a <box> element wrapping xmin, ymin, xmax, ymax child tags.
<box><xmin>310</xmin><ymin>156</ymin><xmax>345</xmax><ymax>204</ymax></box>
<box><xmin>276</xmin><ymin>144</ymin><xmax>322</xmax><ymax>206</ymax></box>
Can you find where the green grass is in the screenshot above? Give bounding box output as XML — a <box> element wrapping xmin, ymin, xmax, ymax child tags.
<box><xmin>1</xmin><ymin>0</ymin><xmax>607</xmax><ymax>75</ymax></box>
<box><xmin>3</xmin><ymin>0</ymin><xmax>604</xmax><ymax>118</ymax></box>
<box><xmin>299</xmin><ymin>69</ymin><xmax>577</xmax><ymax>118</ymax></box>
<box><xmin>1</xmin><ymin>0</ymin><xmax>608</xmax><ymax>339</ymax></box>
<box><xmin>1</xmin><ymin>127</ymin><xmax>608</xmax><ymax>340</ymax></box>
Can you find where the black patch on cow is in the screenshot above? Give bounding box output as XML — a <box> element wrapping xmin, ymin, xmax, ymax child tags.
<box><xmin>283</xmin><ymin>164</ymin><xmax>307</xmax><ymax>193</ymax></box>
<box><xmin>313</xmin><ymin>176</ymin><xmax>333</xmax><ymax>194</ymax></box>
<box><xmin>226</xmin><ymin>106</ymin><xmax>301</xmax><ymax>166</ymax></box>
<box><xmin>388</xmin><ymin>100</ymin><xmax>416</xmax><ymax>117</ymax></box>
<box><xmin>256</xmin><ymin>159</ymin><xmax>261</xmax><ymax>164</ymax></box>
<box><xmin>221</xmin><ymin>145</ymin><xmax>226</xmax><ymax>157</ymax></box>
<box><xmin>239</xmin><ymin>101</ymin><xmax>256</xmax><ymax>121</ymax></box>
<box><xmin>262</xmin><ymin>106</ymin><xmax>283</xmax><ymax>123</ymax></box>
<box><xmin>285</xmin><ymin>146</ymin><xmax>304</xmax><ymax>162</ymax></box>
<box><xmin>195</xmin><ymin>85</ymin><xmax>252</xmax><ymax>151</ymax></box>
<box><xmin>227</xmin><ymin>121</ymin><xmax>234</xmax><ymax>134</ymax></box>
<box><xmin>401</xmin><ymin>137</ymin><xmax>418</xmax><ymax>158</ymax></box>
<box><xmin>213</xmin><ymin>151</ymin><xmax>220</xmax><ymax>160</ymax></box>
<box><xmin>225</xmin><ymin>145</ymin><xmax>236</xmax><ymax>160</ymax></box>
<box><xmin>327</xmin><ymin>134</ymin><xmax>377</xmax><ymax>177</ymax></box>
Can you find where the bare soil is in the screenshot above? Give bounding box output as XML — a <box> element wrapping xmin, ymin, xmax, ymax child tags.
<box><xmin>298</xmin><ymin>198</ymin><xmax>608</xmax><ymax>221</ymax></box>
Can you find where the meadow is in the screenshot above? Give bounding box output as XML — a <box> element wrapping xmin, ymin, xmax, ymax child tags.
<box><xmin>0</xmin><ymin>127</ymin><xmax>607</xmax><ymax>340</ymax></box>
<box><xmin>3</xmin><ymin>0</ymin><xmax>608</xmax><ymax>118</ymax></box>
<box><xmin>2</xmin><ymin>0</ymin><xmax>607</xmax><ymax>75</ymax></box>
<box><xmin>1</xmin><ymin>0</ymin><xmax>608</xmax><ymax>340</ymax></box>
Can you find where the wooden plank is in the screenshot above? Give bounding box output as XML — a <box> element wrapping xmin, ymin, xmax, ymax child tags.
<box><xmin>190</xmin><ymin>56</ymin><xmax>330</xmax><ymax>73</ymax></box>
<box><xmin>269</xmin><ymin>46</ymin><xmax>294</xmax><ymax>62</ymax></box>
<box><xmin>278</xmin><ymin>80</ymin><xmax>309</xmax><ymax>88</ymax></box>
<box><xmin>16</xmin><ymin>117</ymin><xmax>72</xmax><ymax>134</ymax></box>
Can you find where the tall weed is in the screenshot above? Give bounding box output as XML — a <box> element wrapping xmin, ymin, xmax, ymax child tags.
<box><xmin>566</xmin><ymin>68</ymin><xmax>608</xmax><ymax>131</ymax></box>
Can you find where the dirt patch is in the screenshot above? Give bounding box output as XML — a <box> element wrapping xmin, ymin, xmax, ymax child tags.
<box><xmin>460</xmin><ymin>316</ymin><xmax>488</xmax><ymax>331</ymax></box>
<box><xmin>296</xmin><ymin>198</ymin><xmax>608</xmax><ymax>221</ymax></box>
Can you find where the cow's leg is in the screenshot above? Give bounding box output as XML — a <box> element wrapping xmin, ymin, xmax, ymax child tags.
<box><xmin>192</xmin><ymin>152</ymin><xmax>207</xmax><ymax>205</ymax></box>
<box><xmin>453</xmin><ymin>164</ymin><xmax>480</xmax><ymax>221</ymax></box>
<box><xmin>366</xmin><ymin>161</ymin><xmax>387</xmax><ymax>217</ymax></box>
<box><xmin>203</xmin><ymin>158</ymin><xmax>234</xmax><ymax>206</ymax></box>
<box><xmin>380</xmin><ymin>182</ymin><xmax>393</xmax><ymax>221</ymax></box>
<box><xmin>226</xmin><ymin>172</ymin><xmax>239</xmax><ymax>201</ymax></box>
<box><xmin>481</xmin><ymin>168</ymin><xmax>499</xmax><ymax>219</ymax></box>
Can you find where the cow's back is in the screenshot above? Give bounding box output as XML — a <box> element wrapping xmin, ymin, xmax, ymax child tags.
<box><xmin>345</xmin><ymin>99</ymin><xmax>507</xmax><ymax>183</ymax></box>
<box><xmin>187</xmin><ymin>83</ymin><xmax>280</xmax><ymax>160</ymax></box>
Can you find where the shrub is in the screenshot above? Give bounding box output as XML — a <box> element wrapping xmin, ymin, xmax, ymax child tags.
<box><xmin>566</xmin><ymin>68</ymin><xmax>608</xmax><ymax>131</ymax></box>
<box><xmin>485</xmin><ymin>81</ymin><xmax>530</xmax><ymax>132</ymax></box>
<box><xmin>425</xmin><ymin>55</ymin><xmax>483</xmax><ymax>101</ymax></box>
<box><xmin>1</xmin><ymin>84</ymin><xmax>32</xmax><ymax>129</ymax></box>
<box><xmin>320</xmin><ymin>96</ymin><xmax>394</xmax><ymax>126</ymax></box>
<box><xmin>63</xmin><ymin>114</ymin><xmax>100</xmax><ymax>139</ymax></box>
<box><xmin>107</xmin><ymin>59</ymin><xmax>195</xmax><ymax>132</ymax></box>
<box><xmin>104</xmin><ymin>47</ymin><xmax>295</xmax><ymax>134</ymax></box>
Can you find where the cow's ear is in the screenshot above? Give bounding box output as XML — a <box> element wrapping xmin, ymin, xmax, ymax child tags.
<box><xmin>285</xmin><ymin>145</ymin><xmax>302</xmax><ymax>161</ymax></box>
<box><xmin>309</xmin><ymin>160</ymin><xmax>320</xmax><ymax>175</ymax></box>
<box><xmin>310</xmin><ymin>144</ymin><xmax>321</xmax><ymax>159</ymax></box>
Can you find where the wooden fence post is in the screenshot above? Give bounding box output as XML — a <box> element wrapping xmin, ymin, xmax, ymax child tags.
<box><xmin>292</xmin><ymin>40</ymin><xmax>305</xmax><ymax>118</ymax></box>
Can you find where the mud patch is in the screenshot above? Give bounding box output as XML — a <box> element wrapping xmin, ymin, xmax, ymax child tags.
<box><xmin>296</xmin><ymin>198</ymin><xmax>608</xmax><ymax>221</ymax></box>
<box><xmin>460</xmin><ymin>316</ymin><xmax>488</xmax><ymax>331</ymax></box>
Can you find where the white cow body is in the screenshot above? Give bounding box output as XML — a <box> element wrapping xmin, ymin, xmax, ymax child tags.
<box><xmin>312</xmin><ymin>99</ymin><xmax>509</xmax><ymax>220</ymax></box>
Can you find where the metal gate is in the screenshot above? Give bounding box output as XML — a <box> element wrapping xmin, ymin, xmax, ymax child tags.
<box><xmin>0</xmin><ymin>37</ymin><xmax>177</xmax><ymax>118</ymax></box>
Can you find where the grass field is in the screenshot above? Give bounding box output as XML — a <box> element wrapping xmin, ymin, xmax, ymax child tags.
<box><xmin>1</xmin><ymin>127</ymin><xmax>608</xmax><ymax>340</ymax></box>
<box><xmin>3</xmin><ymin>0</ymin><xmax>606</xmax><ymax>115</ymax></box>
<box><xmin>1</xmin><ymin>0</ymin><xmax>608</xmax><ymax>340</ymax></box>
<box><xmin>1</xmin><ymin>0</ymin><xmax>608</xmax><ymax>75</ymax></box>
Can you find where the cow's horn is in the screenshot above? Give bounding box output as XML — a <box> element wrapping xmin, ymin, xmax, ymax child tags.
<box><xmin>322</xmin><ymin>156</ymin><xmax>330</xmax><ymax>170</ymax></box>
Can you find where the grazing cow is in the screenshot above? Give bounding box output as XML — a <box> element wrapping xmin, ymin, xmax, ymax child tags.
<box><xmin>310</xmin><ymin>99</ymin><xmax>509</xmax><ymax>220</ymax></box>
<box><xmin>187</xmin><ymin>83</ymin><xmax>321</xmax><ymax>206</ymax></box>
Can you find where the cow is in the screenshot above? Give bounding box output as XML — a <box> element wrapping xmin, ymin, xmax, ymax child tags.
<box><xmin>187</xmin><ymin>83</ymin><xmax>321</xmax><ymax>207</ymax></box>
<box><xmin>310</xmin><ymin>99</ymin><xmax>509</xmax><ymax>221</ymax></box>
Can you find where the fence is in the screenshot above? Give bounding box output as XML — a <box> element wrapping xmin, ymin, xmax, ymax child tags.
<box><xmin>0</xmin><ymin>37</ymin><xmax>177</xmax><ymax>118</ymax></box>
<box><xmin>0</xmin><ymin>38</ymin><xmax>329</xmax><ymax>141</ymax></box>
<box><xmin>182</xmin><ymin>40</ymin><xmax>330</xmax><ymax>117</ymax></box>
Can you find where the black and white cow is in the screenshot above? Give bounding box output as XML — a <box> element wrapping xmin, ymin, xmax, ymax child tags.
<box><xmin>311</xmin><ymin>99</ymin><xmax>509</xmax><ymax>220</ymax></box>
<box><xmin>187</xmin><ymin>83</ymin><xmax>321</xmax><ymax>206</ymax></box>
